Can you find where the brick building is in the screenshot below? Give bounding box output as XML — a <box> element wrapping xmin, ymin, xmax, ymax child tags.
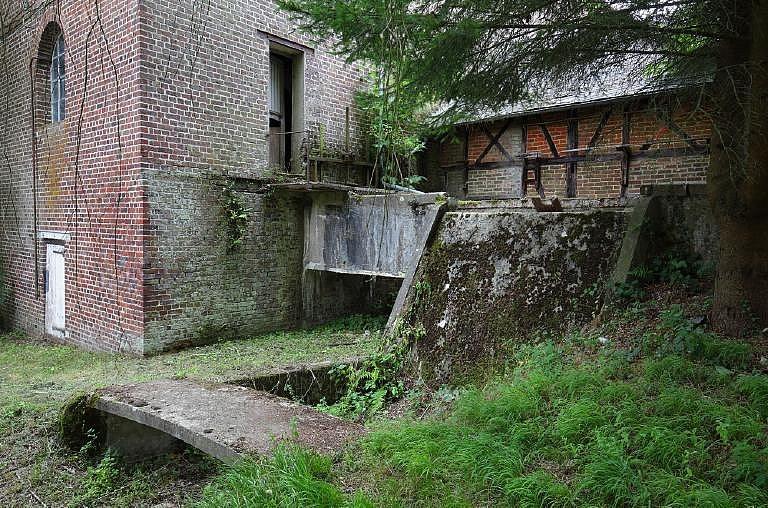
<box><xmin>0</xmin><ymin>0</ymin><xmax>370</xmax><ymax>354</ymax></box>
<box><xmin>421</xmin><ymin>86</ymin><xmax>711</xmax><ymax>200</ymax></box>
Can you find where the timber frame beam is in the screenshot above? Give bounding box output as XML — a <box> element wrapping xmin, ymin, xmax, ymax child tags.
<box><xmin>472</xmin><ymin>119</ymin><xmax>515</xmax><ymax>166</ymax></box>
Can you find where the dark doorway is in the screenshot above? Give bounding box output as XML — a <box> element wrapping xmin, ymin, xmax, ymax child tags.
<box><xmin>269</xmin><ymin>52</ymin><xmax>294</xmax><ymax>171</ymax></box>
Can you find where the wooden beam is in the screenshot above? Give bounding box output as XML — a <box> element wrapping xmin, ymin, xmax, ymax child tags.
<box><xmin>474</xmin><ymin>119</ymin><xmax>514</xmax><ymax>165</ymax></box>
<box><xmin>522</xmin><ymin>145</ymin><xmax>709</xmax><ymax>169</ymax></box>
<box><xmin>566</xmin><ymin>109</ymin><xmax>578</xmax><ymax>198</ymax></box>
<box><xmin>520</xmin><ymin>120</ymin><xmax>528</xmax><ymax>195</ymax></box>
<box><xmin>471</xmin><ymin>160</ymin><xmax>523</xmax><ymax>170</ymax></box>
<box><xmin>621</xmin><ymin>106</ymin><xmax>632</xmax><ymax>197</ymax></box>
<box><xmin>588</xmin><ymin>108</ymin><xmax>612</xmax><ymax>148</ymax></box>
<box><xmin>539</xmin><ymin>124</ymin><xmax>559</xmax><ymax>157</ymax></box>
<box><xmin>534</xmin><ymin>158</ymin><xmax>544</xmax><ymax>198</ymax></box>
<box><xmin>656</xmin><ymin>109</ymin><xmax>702</xmax><ymax>149</ymax></box>
<box><xmin>463</xmin><ymin>127</ymin><xmax>470</xmax><ymax>196</ymax></box>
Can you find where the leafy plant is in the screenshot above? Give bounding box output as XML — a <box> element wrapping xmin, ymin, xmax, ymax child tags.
<box><xmin>612</xmin><ymin>277</ymin><xmax>645</xmax><ymax>301</ymax></box>
<box><xmin>78</xmin><ymin>451</ymin><xmax>121</xmax><ymax>504</ymax></box>
<box><xmin>325</xmin><ymin>324</ymin><xmax>424</xmax><ymax>419</ymax></box>
<box><xmin>219</xmin><ymin>180</ymin><xmax>250</xmax><ymax>253</ymax></box>
<box><xmin>355</xmin><ymin>73</ymin><xmax>430</xmax><ymax>188</ymax></box>
<box><xmin>654</xmin><ymin>305</ymin><xmax>752</xmax><ymax>369</ymax></box>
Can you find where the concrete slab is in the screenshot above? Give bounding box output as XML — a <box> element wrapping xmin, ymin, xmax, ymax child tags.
<box><xmin>91</xmin><ymin>379</ymin><xmax>364</xmax><ymax>463</ymax></box>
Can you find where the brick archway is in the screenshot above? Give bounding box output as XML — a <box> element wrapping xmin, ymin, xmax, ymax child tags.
<box><xmin>33</xmin><ymin>21</ymin><xmax>64</xmax><ymax>128</ymax></box>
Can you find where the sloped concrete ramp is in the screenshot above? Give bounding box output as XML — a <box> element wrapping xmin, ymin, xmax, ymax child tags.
<box><xmin>90</xmin><ymin>380</ymin><xmax>363</xmax><ymax>463</ymax></box>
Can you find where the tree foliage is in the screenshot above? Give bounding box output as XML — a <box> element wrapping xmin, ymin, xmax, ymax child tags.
<box><xmin>279</xmin><ymin>0</ymin><xmax>726</xmax><ymax>116</ymax></box>
<box><xmin>280</xmin><ymin>0</ymin><xmax>768</xmax><ymax>335</ymax></box>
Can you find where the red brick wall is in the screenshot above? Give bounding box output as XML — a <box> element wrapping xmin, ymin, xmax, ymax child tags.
<box><xmin>524</xmin><ymin>102</ymin><xmax>710</xmax><ymax>198</ymax></box>
<box><xmin>421</xmin><ymin>123</ymin><xmax>525</xmax><ymax>199</ymax></box>
<box><xmin>0</xmin><ymin>0</ymin><xmax>367</xmax><ymax>353</ymax></box>
<box><xmin>422</xmin><ymin>98</ymin><xmax>712</xmax><ymax>200</ymax></box>
<box><xmin>0</xmin><ymin>0</ymin><xmax>146</xmax><ymax>352</ymax></box>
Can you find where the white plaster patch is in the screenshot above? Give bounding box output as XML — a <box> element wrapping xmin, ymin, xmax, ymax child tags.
<box><xmin>491</xmin><ymin>257</ymin><xmax>512</xmax><ymax>296</ymax></box>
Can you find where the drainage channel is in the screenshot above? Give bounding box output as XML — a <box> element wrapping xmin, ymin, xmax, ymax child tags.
<box><xmin>226</xmin><ymin>358</ymin><xmax>363</xmax><ymax>406</ymax></box>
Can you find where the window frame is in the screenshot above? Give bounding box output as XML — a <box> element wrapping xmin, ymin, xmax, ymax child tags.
<box><xmin>50</xmin><ymin>34</ymin><xmax>66</xmax><ymax>124</ymax></box>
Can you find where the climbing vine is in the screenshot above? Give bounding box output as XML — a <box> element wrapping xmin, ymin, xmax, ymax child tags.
<box><xmin>218</xmin><ymin>180</ymin><xmax>249</xmax><ymax>253</ymax></box>
<box><xmin>0</xmin><ymin>260</ymin><xmax>10</xmax><ymax>331</ymax></box>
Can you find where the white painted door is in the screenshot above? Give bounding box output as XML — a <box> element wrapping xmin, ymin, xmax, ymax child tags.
<box><xmin>45</xmin><ymin>243</ymin><xmax>66</xmax><ymax>338</ymax></box>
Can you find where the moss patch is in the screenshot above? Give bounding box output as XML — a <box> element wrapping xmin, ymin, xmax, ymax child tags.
<box><xmin>402</xmin><ymin>210</ymin><xmax>628</xmax><ymax>383</ymax></box>
<box><xmin>58</xmin><ymin>392</ymin><xmax>104</xmax><ymax>453</ymax></box>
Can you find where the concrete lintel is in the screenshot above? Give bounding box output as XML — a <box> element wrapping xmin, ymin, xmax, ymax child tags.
<box><xmin>38</xmin><ymin>230</ymin><xmax>71</xmax><ymax>242</ymax></box>
<box><xmin>270</xmin><ymin>182</ymin><xmax>387</xmax><ymax>194</ymax></box>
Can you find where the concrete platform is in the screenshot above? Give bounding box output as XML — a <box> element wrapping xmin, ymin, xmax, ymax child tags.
<box><xmin>90</xmin><ymin>379</ymin><xmax>364</xmax><ymax>463</ymax></box>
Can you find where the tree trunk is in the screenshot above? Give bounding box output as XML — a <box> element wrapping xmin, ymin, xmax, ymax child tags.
<box><xmin>711</xmin><ymin>216</ymin><xmax>768</xmax><ymax>335</ymax></box>
<box><xmin>709</xmin><ymin>0</ymin><xmax>768</xmax><ymax>336</ymax></box>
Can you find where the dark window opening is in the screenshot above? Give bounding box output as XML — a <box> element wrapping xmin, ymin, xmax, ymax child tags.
<box><xmin>50</xmin><ymin>34</ymin><xmax>66</xmax><ymax>123</ymax></box>
<box><xmin>34</xmin><ymin>23</ymin><xmax>65</xmax><ymax>128</ymax></box>
<box><xmin>269</xmin><ymin>52</ymin><xmax>293</xmax><ymax>172</ymax></box>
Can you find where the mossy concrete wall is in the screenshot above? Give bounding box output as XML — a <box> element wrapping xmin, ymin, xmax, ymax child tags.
<box><xmin>645</xmin><ymin>184</ymin><xmax>718</xmax><ymax>267</ymax></box>
<box><xmin>610</xmin><ymin>184</ymin><xmax>719</xmax><ymax>288</ymax></box>
<box><xmin>400</xmin><ymin>207</ymin><xmax>629</xmax><ymax>382</ymax></box>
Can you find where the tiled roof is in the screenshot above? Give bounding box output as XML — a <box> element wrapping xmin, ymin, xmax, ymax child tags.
<box><xmin>446</xmin><ymin>74</ymin><xmax>702</xmax><ymax>125</ymax></box>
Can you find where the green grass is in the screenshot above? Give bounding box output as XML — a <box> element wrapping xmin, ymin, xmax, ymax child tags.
<box><xmin>4</xmin><ymin>289</ymin><xmax>768</xmax><ymax>507</ymax></box>
<box><xmin>0</xmin><ymin>316</ymin><xmax>383</xmax><ymax>507</ymax></box>
<box><xmin>194</xmin><ymin>322</ymin><xmax>768</xmax><ymax>507</ymax></box>
<box><xmin>194</xmin><ymin>445</ymin><xmax>374</xmax><ymax>508</ymax></box>
<box><xmin>0</xmin><ymin>315</ymin><xmax>383</xmax><ymax>410</ymax></box>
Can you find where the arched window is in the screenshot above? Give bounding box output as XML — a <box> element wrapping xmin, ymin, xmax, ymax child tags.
<box><xmin>50</xmin><ymin>34</ymin><xmax>66</xmax><ymax>123</ymax></box>
<box><xmin>35</xmin><ymin>23</ymin><xmax>65</xmax><ymax>127</ymax></box>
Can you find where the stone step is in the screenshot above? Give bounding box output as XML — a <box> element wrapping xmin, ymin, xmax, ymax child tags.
<box><xmin>86</xmin><ymin>379</ymin><xmax>363</xmax><ymax>463</ymax></box>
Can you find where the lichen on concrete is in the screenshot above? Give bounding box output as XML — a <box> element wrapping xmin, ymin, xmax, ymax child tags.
<box><xmin>401</xmin><ymin>208</ymin><xmax>630</xmax><ymax>383</ymax></box>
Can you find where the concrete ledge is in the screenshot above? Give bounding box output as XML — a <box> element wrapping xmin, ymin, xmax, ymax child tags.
<box><xmin>455</xmin><ymin>196</ymin><xmax>637</xmax><ymax>211</ymax></box>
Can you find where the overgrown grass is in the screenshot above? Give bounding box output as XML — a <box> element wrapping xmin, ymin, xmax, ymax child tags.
<box><xmin>0</xmin><ymin>316</ymin><xmax>383</xmax><ymax>507</ymax></box>
<box><xmin>4</xmin><ymin>282</ymin><xmax>768</xmax><ymax>507</ymax></box>
<box><xmin>195</xmin><ymin>445</ymin><xmax>374</xmax><ymax>508</ymax></box>
<box><xmin>194</xmin><ymin>308</ymin><xmax>768</xmax><ymax>507</ymax></box>
<box><xmin>358</xmin><ymin>344</ymin><xmax>767</xmax><ymax>506</ymax></box>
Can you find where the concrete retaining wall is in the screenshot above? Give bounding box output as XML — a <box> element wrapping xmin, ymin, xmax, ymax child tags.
<box><xmin>610</xmin><ymin>184</ymin><xmax>719</xmax><ymax>288</ymax></box>
<box><xmin>399</xmin><ymin>207</ymin><xmax>630</xmax><ymax>382</ymax></box>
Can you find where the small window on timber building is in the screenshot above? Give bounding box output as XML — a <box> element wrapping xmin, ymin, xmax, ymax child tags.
<box><xmin>50</xmin><ymin>34</ymin><xmax>66</xmax><ymax>123</ymax></box>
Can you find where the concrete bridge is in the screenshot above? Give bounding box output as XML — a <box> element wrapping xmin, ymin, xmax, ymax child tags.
<box><xmin>75</xmin><ymin>379</ymin><xmax>363</xmax><ymax>463</ymax></box>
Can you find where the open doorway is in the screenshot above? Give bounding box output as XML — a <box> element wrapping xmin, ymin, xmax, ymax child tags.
<box><xmin>268</xmin><ymin>46</ymin><xmax>304</xmax><ymax>173</ymax></box>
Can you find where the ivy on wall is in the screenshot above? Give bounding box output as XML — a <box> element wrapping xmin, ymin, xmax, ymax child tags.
<box><xmin>0</xmin><ymin>262</ymin><xmax>11</xmax><ymax>331</ymax></box>
<box><xmin>218</xmin><ymin>180</ymin><xmax>250</xmax><ymax>253</ymax></box>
